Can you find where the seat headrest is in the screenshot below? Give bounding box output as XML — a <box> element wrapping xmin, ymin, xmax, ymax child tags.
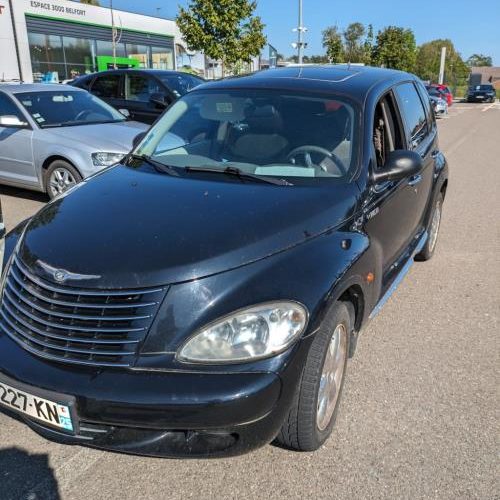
<box><xmin>244</xmin><ymin>105</ymin><xmax>283</xmax><ymax>134</ymax></box>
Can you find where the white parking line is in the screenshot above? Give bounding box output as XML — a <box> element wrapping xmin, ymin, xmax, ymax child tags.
<box><xmin>481</xmin><ymin>103</ymin><xmax>496</xmax><ymax>112</ymax></box>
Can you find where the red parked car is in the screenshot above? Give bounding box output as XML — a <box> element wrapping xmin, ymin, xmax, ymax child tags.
<box><xmin>430</xmin><ymin>84</ymin><xmax>453</xmax><ymax>106</ymax></box>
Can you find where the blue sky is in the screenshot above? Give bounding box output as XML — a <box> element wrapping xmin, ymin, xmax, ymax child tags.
<box><xmin>99</xmin><ymin>0</ymin><xmax>500</xmax><ymax>64</ymax></box>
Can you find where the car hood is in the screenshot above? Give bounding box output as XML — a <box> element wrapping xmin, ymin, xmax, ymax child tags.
<box><xmin>43</xmin><ymin>121</ymin><xmax>148</xmax><ymax>152</ymax></box>
<box><xmin>18</xmin><ymin>165</ymin><xmax>359</xmax><ymax>288</ymax></box>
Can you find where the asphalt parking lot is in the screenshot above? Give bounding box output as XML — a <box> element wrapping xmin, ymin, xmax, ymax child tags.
<box><xmin>0</xmin><ymin>101</ymin><xmax>499</xmax><ymax>500</ymax></box>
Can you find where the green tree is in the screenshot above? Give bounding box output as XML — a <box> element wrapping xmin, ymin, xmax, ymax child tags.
<box><xmin>466</xmin><ymin>53</ymin><xmax>492</xmax><ymax>67</ymax></box>
<box><xmin>343</xmin><ymin>22</ymin><xmax>365</xmax><ymax>62</ymax></box>
<box><xmin>372</xmin><ymin>26</ymin><xmax>417</xmax><ymax>72</ymax></box>
<box><xmin>80</xmin><ymin>0</ymin><xmax>100</xmax><ymax>5</ymax></box>
<box><xmin>415</xmin><ymin>39</ymin><xmax>469</xmax><ymax>85</ymax></box>
<box><xmin>362</xmin><ymin>24</ymin><xmax>374</xmax><ymax>65</ymax></box>
<box><xmin>322</xmin><ymin>26</ymin><xmax>343</xmax><ymax>63</ymax></box>
<box><xmin>177</xmin><ymin>0</ymin><xmax>266</xmax><ymax>75</ymax></box>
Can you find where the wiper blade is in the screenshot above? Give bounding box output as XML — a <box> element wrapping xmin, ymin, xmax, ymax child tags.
<box><xmin>185</xmin><ymin>166</ymin><xmax>292</xmax><ymax>186</ymax></box>
<box><xmin>127</xmin><ymin>154</ymin><xmax>179</xmax><ymax>176</ymax></box>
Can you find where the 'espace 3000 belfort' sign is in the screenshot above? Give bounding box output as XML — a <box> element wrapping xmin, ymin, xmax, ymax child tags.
<box><xmin>29</xmin><ymin>1</ymin><xmax>86</xmax><ymax>17</ymax></box>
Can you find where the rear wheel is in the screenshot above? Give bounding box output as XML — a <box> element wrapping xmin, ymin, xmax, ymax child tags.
<box><xmin>416</xmin><ymin>192</ymin><xmax>443</xmax><ymax>261</ymax></box>
<box><xmin>276</xmin><ymin>301</ymin><xmax>353</xmax><ymax>451</ymax></box>
<box><xmin>45</xmin><ymin>160</ymin><xmax>82</xmax><ymax>199</ymax></box>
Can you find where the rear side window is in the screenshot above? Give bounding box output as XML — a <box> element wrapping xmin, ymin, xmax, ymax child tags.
<box><xmin>75</xmin><ymin>76</ymin><xmax>93</xmax><ymax>90</ymax></box>
<box><xmin>91</xmin><ymin>74</ymin><xmax>121</xmax><ymax>98</ymax></box>
<box><xmin>394</xmin><ymin>82</ymin><xmax>428</xmax><ymax>148</ymax></box>
<box><xmin>415</xmin><ymin>81</ymin><xmax>435</xmax><ymax>128</ymax></box>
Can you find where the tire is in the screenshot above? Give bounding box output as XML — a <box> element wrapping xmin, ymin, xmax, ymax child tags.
<box><xmin>276</xmin><ymin>301</ymin><xmax>353</xmax><ymax>451</ymax></box>
<box><xmin>416</xmin><ymin>192</ymin><xmax>444</xmax><ymax>261</ymax></box>
<box><xmin>45</xmin><ymin>160</ymin><xmax>82</xmax><ymax>199</ymax></box>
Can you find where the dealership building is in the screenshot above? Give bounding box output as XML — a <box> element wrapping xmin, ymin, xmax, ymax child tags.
<box><xmin>0</xmin><ymin>0</ymin><xmax>205</xmax><ymax>83</ymax></box>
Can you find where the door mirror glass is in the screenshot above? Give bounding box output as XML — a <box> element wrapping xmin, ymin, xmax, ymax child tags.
<box><xmin>118</xmin><ymin>108</ymin><xmax>130</xmax><ymax>118</ymax></box>
<box><xmin>373</xmin><ymin>150</ymin><xmax>423</xmax><ymax>184</ymax></box>
<box><xmin>149</xmin><ymin>92</ymin><xmax>168</xmax><ymax>108</ymax></box>
<box><xmin>0</xmin><ymin>115</ymin><xmax>29</xmax><ymax>128</ymax></box>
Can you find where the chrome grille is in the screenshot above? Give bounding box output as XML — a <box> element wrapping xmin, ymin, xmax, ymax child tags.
<box><xmin>0</xmin><ymin>257</ymin><xmax>166</xmax><ymax>367</ymax></box>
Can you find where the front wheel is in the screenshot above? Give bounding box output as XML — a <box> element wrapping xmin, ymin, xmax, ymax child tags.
<box><xmin>276</xmin><ymin>301</ymin><xmax>353</xmax><ymax>451</ymax></box>
<box><xmin>416</xmin><ymin>192</ymin><xmax>444</xmax><ymax>261</ymax></box>
<box><xmin>45</xmin><ymin>160</ymin><xmax>82</xmax><ymax>199</ymax></box>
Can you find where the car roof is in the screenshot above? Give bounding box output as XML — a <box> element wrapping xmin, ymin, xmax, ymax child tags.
<box><xmin>194</xmin><ymin>65</ymin><xmax>416</xmax><ymax>100</ymax></box>
<box><xmin>0</xmin><ymin>83</ymin><xmax>86</xmax><ymax>95</ymax></box>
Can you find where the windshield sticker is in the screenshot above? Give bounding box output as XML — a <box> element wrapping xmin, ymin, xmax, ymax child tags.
<box><xmin>36</xmin><ymin>117</ymin><xmax>45</xmax><ymax>123</ymax></box>
<box><xmin>52</xmin><ymin>95</ymin><xmax>74</xmax><ymax>103</ymax></box>
<box><xmin>216</xmin><ymin>102</ymin><xmax>233</xmax><ymax>113</ymax></box>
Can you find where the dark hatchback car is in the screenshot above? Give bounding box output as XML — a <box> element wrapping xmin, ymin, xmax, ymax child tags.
<box><xmin>71</xmin><ymin>69</ymin><xmax>204</xmax><ymax>124</ymax></box>
<box><xmin>466</xmin><ymin>84</ymin><xmax>496</xmax><ymax>103</ymax></box>
<box><xmin>0</xmin><ymin>66</ymin><xmax>448</xmax><ymax>458</ymax></box>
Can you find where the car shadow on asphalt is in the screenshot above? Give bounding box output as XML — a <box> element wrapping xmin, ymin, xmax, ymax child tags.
<box><xmin>0</xmin><ymin>447</ymin><xmax>60</xmax><ymax>500</ymax></box>
<box><xmin>0</xmin><ymin>185</ymin><xmax>48</xmax><ymax>203</ymax></box>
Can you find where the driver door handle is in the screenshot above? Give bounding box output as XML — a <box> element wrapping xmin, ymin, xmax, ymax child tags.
<box><xmin>408</xmin><ymin>174</ymin><xmax>422</xmax><ymax>186</ymax></box>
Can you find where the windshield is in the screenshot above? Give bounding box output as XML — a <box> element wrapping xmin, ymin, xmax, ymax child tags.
<box><xmin>475</xmin><ymin>85</ymin><xmax>494</xmax><ymax>91</ymax></box>
<box><xmin>16</xmin><ymin>90</ymin><xmax>125</xmax><ymax>128</ymax></box>
<box><xmin>135</xmin><ymin>89</ymin><xmax>358</xmax><ymax>182</ymax></box>
<box><xmin>159</xmin><ymin>74</ymin><xmax>204</xmax><ymax>97</ymax></box>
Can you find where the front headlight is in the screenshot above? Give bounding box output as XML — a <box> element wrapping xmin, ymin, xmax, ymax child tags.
<box><xmin>91</xmin><ymin>152</ymin><xmax>125</xmax><ymax>167</ymax></box>
<box><xmin>177</xmin><ymin>301</ymin><xmax>308</xmax><ymax>364</ymax></box>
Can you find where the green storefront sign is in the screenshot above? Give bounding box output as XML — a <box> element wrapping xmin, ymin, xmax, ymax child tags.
<box><xmin>96</xmin><ymin>56</ymin><xmax>140</xmax><ymax>71</ymax></box>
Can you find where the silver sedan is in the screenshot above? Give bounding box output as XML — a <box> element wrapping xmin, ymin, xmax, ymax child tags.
<box><xmin>0</xmin><ymin>84</ymin><xmax>148</xmax><ymax>198</ymax></box>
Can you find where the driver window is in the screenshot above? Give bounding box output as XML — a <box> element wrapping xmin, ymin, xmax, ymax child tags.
<box><xmin>373</xmin><ymin>93</ymin><xmax>404</xmax><ymax>168</ymax></box>
<box><xmin>126</xmin><ymin>75</ymin><xmax>166</xmax><ymax>103</ymax></box>
<box><xmin>0</xmin><ymin>93</ymin><xmax>24</xmax><ymax>121</ymax></box>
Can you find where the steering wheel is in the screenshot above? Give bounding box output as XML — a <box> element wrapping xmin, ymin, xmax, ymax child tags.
<box><xmin>74</xmin><ymin>109</ymin><xmax>93</xmax><ymax>121</ymax></box>
<box><xmin>286</xmin><ymin>145</ymin><xmax>347</xmax><ymax>176</ymax></box>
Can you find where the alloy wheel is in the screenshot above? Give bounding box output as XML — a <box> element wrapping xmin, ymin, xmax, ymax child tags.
<box><xmin>428</xmin><ymin>200</ymin><xmax>442</xmax><ymax>253</ymax></box>
<box><xmin>49</xmin><ymin>167</ymin><xmax>77</xmax><ymax>197</ymax></box>
<box><xmin>316</xmin><ymin>323</ymin><xmax>347</xmax><ymax>431</ymax></box>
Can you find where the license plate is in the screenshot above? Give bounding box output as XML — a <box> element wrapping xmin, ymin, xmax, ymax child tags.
<box><xmin>0</xmin><ymin>380</ymin><xmax>74</xmax><ymax>432</ymax></box>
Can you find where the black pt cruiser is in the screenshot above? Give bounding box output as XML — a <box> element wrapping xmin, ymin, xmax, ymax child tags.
<box><xmin>0</xmin><ymin>66</ymin><xmax>448</xmax><ymax>457</ymax></box>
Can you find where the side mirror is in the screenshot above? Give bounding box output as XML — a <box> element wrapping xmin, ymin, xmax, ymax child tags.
<box><xmin>118</xmin><ymin>108</ymin><xmax>130</xmax><ymax>118</ymax></box>
<box><xmin>149</xmin><ymin>92</ymin><xmax>168</xmax><ymax>109</ymax></box>
<box><xmin>0</xmin><ymin>115</ymin><xmax>29</xmax><ymax>128</ymax></box>
<box><xmin>372</xmin><ymin>150</ymin><xmax>423</xmax><ymax>184</ymax></box>
<box><xmin>132</xmin><ymin>132</ymin><xmax>147</xmax><ymax>149</ymax></box>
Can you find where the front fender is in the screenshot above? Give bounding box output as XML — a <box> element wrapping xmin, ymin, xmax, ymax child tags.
<box><xmin>34</xmin><ymin>141</ymin><xmax>98</xmax><ymax>180</ymax></box>
<box><xmin>137</xmin><ymin>226</ymin><xmax>373</xmax><ymax>370</ymax></box>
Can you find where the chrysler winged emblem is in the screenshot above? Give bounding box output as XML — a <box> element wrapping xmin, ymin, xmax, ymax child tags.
<box><xmin>36</xmin><ymin>261</ymin><xmax>102</xmax><ymax>283</ymax></box>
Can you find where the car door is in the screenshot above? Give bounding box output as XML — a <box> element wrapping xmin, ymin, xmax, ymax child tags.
<box><xmin>124</xmin><ymin>73</ymin><xmax>170</xmax><ymax>124</ymax></box>
<box><xmin>393</xmin><ymin>81</ymin><xmax>434</xmax><ymax>235</ymax></box>
<box><xmin>363</xmin><ymin>90</ymin><xmax>422</xmax><ymax>277</ymax></box>
<box><xmin>0</xmin><ymin>92</ymin><xmax>37</xmax><ymax>187</ymax></box>
<box><xmin>89</xmin><ymin>73</ymin><xmax>124</xmax><ymax>110</ymax></box>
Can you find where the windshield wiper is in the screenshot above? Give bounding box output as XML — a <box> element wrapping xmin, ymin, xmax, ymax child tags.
<box><xmin>185</xmin><ymin>166</ymin><xmax>292</xmax><ymax>186</ymax></box>
<box><xmin>42</xmin><ymin>119</ymin><xmax>124</xmax><ymax>128</ymax></box>
<box><xmin>127</xmin><ymin>154</ymin><xmax>179</xmax><ymax>176</ymax></box>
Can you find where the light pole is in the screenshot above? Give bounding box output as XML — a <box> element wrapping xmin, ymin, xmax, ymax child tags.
<box><xmin>110</xmin><ymin>0</ymin><xmax>117</xmax><ymax>69</ymax></box>
<box><xmin>438</xmin><ymin>46</ymin><xmax>447</xmax><ymax>85</ymax></box>
<box><xmin>292</xmin><ymin>0</ymin><xmax>307</xmax><ymax>63</ymax></box>
<box><xmin>298</xmin><ymin>0</ymin><xmax>304</xmax><ymax>63</ymax></box>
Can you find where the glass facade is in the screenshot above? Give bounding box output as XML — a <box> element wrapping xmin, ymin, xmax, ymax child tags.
<box><xmin>151</xmin><ymin>46</ymin><xmax>174</xmax><ymax>70</ymax></box>
<box><xmin>28</xmin><ymin>31</ymin><xmax>174</xmax><ymax>83</ymax></box>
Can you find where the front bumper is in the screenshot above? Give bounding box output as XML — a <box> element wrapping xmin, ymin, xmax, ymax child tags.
<box><xmin>468</xmin><ymin>94</ymin><xmax>495</xmax><ymax>101</ymax></box>
<box><xmin>0</xmin><ymin>333</ymin><xmax>307</xmax><ymax>457</ymax></box>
